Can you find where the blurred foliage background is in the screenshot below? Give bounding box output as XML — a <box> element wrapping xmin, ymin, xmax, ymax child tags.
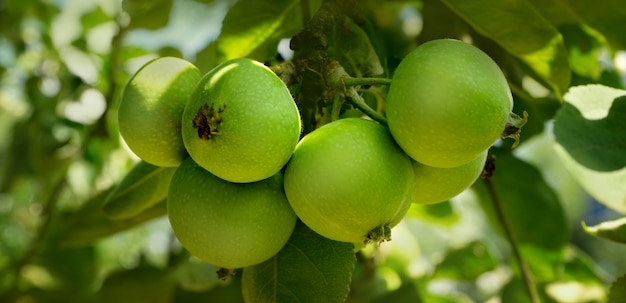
<box><xmin>1</xmin><ymin>0</ymin><xmax>626</xmax><ymax>302</ymax></box>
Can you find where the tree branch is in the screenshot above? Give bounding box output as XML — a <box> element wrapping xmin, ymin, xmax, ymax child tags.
<box><xmin>342</xmin><ymin>76</ymin><xmax>391</xmax><ymax>87</ymax></box>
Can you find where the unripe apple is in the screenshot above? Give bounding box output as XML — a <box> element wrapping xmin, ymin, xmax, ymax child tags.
<box><xmin>386</xmin><ymin>39</ymin><xmax>513</xmax><ymax>168</ymax></box>
<box><xmin>118</xmin><ymin>57</ymin><xmax>201</xmax><ymax>167</ymax></box>
<box><xmin>181</xmin><ymin>58</ymin><xmax>301</xmax><ymax>183</ymax></box>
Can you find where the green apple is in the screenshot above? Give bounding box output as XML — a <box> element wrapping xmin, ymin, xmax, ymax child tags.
<box><xmin>386</xmin><ymin>39</ymin><xmax>513</xmax><ymax>168</ymax></box>
<box><xmin>118</xmin><ymin>57</ymin><xmax>201</xmax><ymax>167</ymax></box>
<box><xmin>412</xmin><ymin>150</ymin><xmax>487</xmax><ymax>205</ymax></box>
<box><xmin>167</xmin><ymin>157</ymin><xmax>297</xmax><ymax>269</ymax></box>
<box><xmin>284</xmin><ymin>118</ymin><xmax>414</xmax><ymax>244</ymax></box>
<box><xmin>181</xmin><ymin>58</ymin><xmax>301</xmax><ymax>183</ymax></box>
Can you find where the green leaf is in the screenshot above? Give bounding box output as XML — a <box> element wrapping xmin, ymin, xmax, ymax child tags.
<box><xmin>173</xmin><ymin>273</ymin><xmax>245</xmax><ymax>303</ymax></box>
<box><xmin>101</xmin><ymin>160</ymin><xmax>176</xmax><ymax>219</ymax></box>
<box><xmin>560</xmin><ymin>247</ymin><xmax>606</xmax><ymax>283</ymax></box>
<box><xmin>122</xmin><ymin>0</ymin><xmax>173</xmax><ymax>30</ymax></box>
<box><xmin>216</xmin><ymin>0</ymin><xmax>301</xmax><ymax>61</ymax></box>
<box><xmin>55</xmin><ymin>189</ymin><xmax>167</xmax><ymax>248</ymax></box>
<box><xmin>518</xmin><ymin>245</ymin><xmax>566</xmax><ymax>282</ymax></box>
<box><xmin>608</xmin><ymin>274</ymin><xmax>626</xmax><ymax>303</ymax></box>
<box><xmin>241</xmin><ymin>221</ymin><xmax>356</xmax><ymax>303</ymax></box>
<box><xmin>194</xmin><ymin>41</ymin><xmax>219</xmax><ymax>74</ymax></box>
<box><xmin>582</xmin><ymin>217</ymin><xmax>626</xmax><ymax>244</ymax></box>
<box><xmin>92</xmin><ymin>264</ymin><xmax>175</xmax><ymax>303</ymax></box>
<box><xmin>80</xmin><ymin>6</ymin><xmax>112</xmax><ymax>31</ymax></box>
<box><xmin>501</xmin><ymin>278</ymin><xmax>550</xmax><ymax>303</ymax></box>
<box><xmin>560</xmin><ymin>24</ymin><xmax>603</xmax><ymax>80</ymax></box>
<box><xmin>440</xmin><ymin>0</ymin><xmax>571</xmax><ymax>98</ymax></box>
<box><xmin>370</xmin><ymin>283</ymin><xmax>423</xmax><ymax>303</ymax></box>
<box><xmin>432</xmin><ymin>241</ymin><xmax>497</xmax><ymax>280</ymax></box>
<box><xmin>475</xmin><ymin>152</ymin><xmax>568</xmax><ymax>252</ymax></box>
<box><xmin>331</xmin><ymin>16</ymin><xmax>384</xmax><ymax>77</ymax></box>
<box><xmin>527</xmin><ymin>0</ymin><xmax>578</xmax><ymax>26</ymax></box>
<box><xmin>553</xmin><ymin>85</ymin><xmax>626</xmax><ymax>213</ymax></box>
<box><xmin>565</xmin><ymin>0</ymin><xmax>626</xmax><ymax>50</ymax></box>
<box><xmin>32</xmin><ymin>245</ymin><xmax>97</xmax><ymax>296</ymax></box>
<box><xmin>554</xmin><ymin>87</ymin><xmax>626</xmax><ymax>172</ymax></box>
<box><xmin>419</xmin><ymin>0</ymin><xmax>469</xmax><ymax>43</ymax></box>
<box><xmin>539</xmin><ymin>248</ymin><xmax>607</xmax><ymax>303</ymax></box>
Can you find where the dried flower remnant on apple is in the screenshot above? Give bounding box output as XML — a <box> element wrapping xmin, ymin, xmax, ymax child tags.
<box><xmin>193</xmin><ymin>103</ymin><xmax>226</xmax><ymax>140</ymax></box>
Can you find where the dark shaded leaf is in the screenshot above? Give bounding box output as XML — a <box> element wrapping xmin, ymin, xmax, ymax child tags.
<box><xmin>501</xmin><ymin>278</ymin><xmax>550</xmax><ymax>303</ymax></box>
<box><xmin>419</xmin><ymin>0</ymin><xmax>469</xmax><ymax>43</ymax></box>
<box><xmin>92</xmin><ymin>264</ymin><xmax>175</xmax><ymax>303</ymax></box>
<box><xmin>370</xmin><ymin>282</ymin><xmax>423</xmax><ymax>303</ymax></box>
<box><xmin>553</xmin><ymin>86</ymin><xmax>626</xmax><ymax>213</ymax></box>
<box><xmin>608</xmin><ymin>274</ymin><xmax>626</xmax><ymax>303</ymax></box>
<box><xmin>554</xmin><ymin>86</ymin><xmax>626</xmax><ymax>172</ymax></box>
<box><xmin>559</xmin><ymin>24</ymin><xmax>603</xmax><ymax>80</ymax></box>
<box><xmin>33</xmin><ymin>245</ymin><xmax>97</xmax><ymax>298</ymax></box>
<box><xmin>527</xmin><ymin>0</ymin><xmax>578</xmax><ymax>26</ymax></box>
<box><xmin>560</xmin><ymin>247</ymin><xmax>608</xmax><ymax>286</ymax></box>
<box><xmin>433</xmin><ymin>241</ymin><xmax>497</xmax><ymax>280</ymax></box>
<box><xmin>331</xmin><ymin>16</ymin><xmax>384</xmax><ymax>77</ymax></box>
<box><xmin>194</xmin><ymin>41</ymin><xmax>219</xmax><ymax>74</ymax></box>
<box><xmin>241</xmin><ymin>221</ymin><xmax>356</xmax><ymax>303</ymax></box>
<box><xmin>566</xmin><ymin>0</ymin><xmax>626</xmax><ymax>50</ymax></box>
<box><xmin>440</xmin><ymin>0</ymin><xmax>571</xmax><ymax>98</ymax></box>
<box><xmin>173</xmin><ymin>274</ymin><xmax>245</xmax><ymax>303</ymax></box>
<box><xmin>475</xmin><ymin>152</ymin><xmax>568</xmax><ymax>252</ymax></box>
<box><xmin>122</xmin><ymin>0</ymin><xmax>173</xmax><ymax>30</ymax></box>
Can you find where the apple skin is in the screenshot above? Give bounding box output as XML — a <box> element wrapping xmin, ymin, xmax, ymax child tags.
<box><xmin>284</xmin><ymin>118</ymin><xmax>414</xmax><ymax>244</ymax></box>
<box><xmin>167</xmin><ymin>157</ymin><xmax>297</xmax><ymax>269</ymax></box>
<box><xmin>386</xmin><ymin>39</ymin><xmax>513</xmax><ymax>168</ymax></box>
<box><xmin>118</xmin><ymin>57</ymin><xmax>201</xmax><ymax>167</ymax></box>
<box><xmin>412</xmin><ymin>150</ymin><xmax>488</xmax><ymax>205</ymax></box>
<box><xmin>181</xmin><ymin>58</ymin><xmax>301</xmax><ymax>183</ymax></box>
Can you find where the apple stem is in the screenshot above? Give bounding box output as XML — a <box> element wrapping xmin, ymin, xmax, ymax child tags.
<box><xmin>331</xmin><ymin>93</ymin><xmax>345</xmax><ymax>122</ymax></box>
<box><xmin>345</xmin><ymin>86</ymin><xmax>388</xmax><ymax>126</ymax></box>
<box><xmin>481</xmin><ymin>165</ymin><xmax>540</xmax><ymax>303</ymax></box>
<box><xmin>342</xmin><ymin>76</ymin><xmax>392</xmax><ymax>87</ymax></box>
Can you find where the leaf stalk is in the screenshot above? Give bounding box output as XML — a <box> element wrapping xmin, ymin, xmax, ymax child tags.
<box><xmin>482</xmin><ymin>173</ymin><xmax>541</xmax><ymax>303</ymax></box>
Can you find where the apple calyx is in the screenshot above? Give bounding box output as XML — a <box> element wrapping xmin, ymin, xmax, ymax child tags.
<box><xmin>364</xmin><ymin>223</ymin><xmax>392</xmax><ymax>245</ymax></box>
<box><xmin>500</xmin><ymin>111</ymin><xmax>528</xmax><ymax>148</ymax></box>
<box><xmin>193</xmin><ymin>103</ymin><xmax>225</xmax><ymax>140</ymax></box>
<box><xmin>216</xmin><ymin>267</ymin><xmax>236</xmax><ymax>281</ymax></box>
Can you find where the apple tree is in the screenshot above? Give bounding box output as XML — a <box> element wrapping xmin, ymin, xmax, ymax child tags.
<box><xmin>1</xmin><ymin>0</ymin><xmax>626</xmax><ymax>302</ymax></box>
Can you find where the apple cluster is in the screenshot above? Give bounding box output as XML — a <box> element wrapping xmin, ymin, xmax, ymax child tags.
<box><xmin>115</xmin><ymin>38</ymin><xmax>516</xmax><ymax>270</ymax></box>
<box><xmin>118</xmin><ymin>57</ymin><xmax>302</xmax><ymax>269</ymax></box>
